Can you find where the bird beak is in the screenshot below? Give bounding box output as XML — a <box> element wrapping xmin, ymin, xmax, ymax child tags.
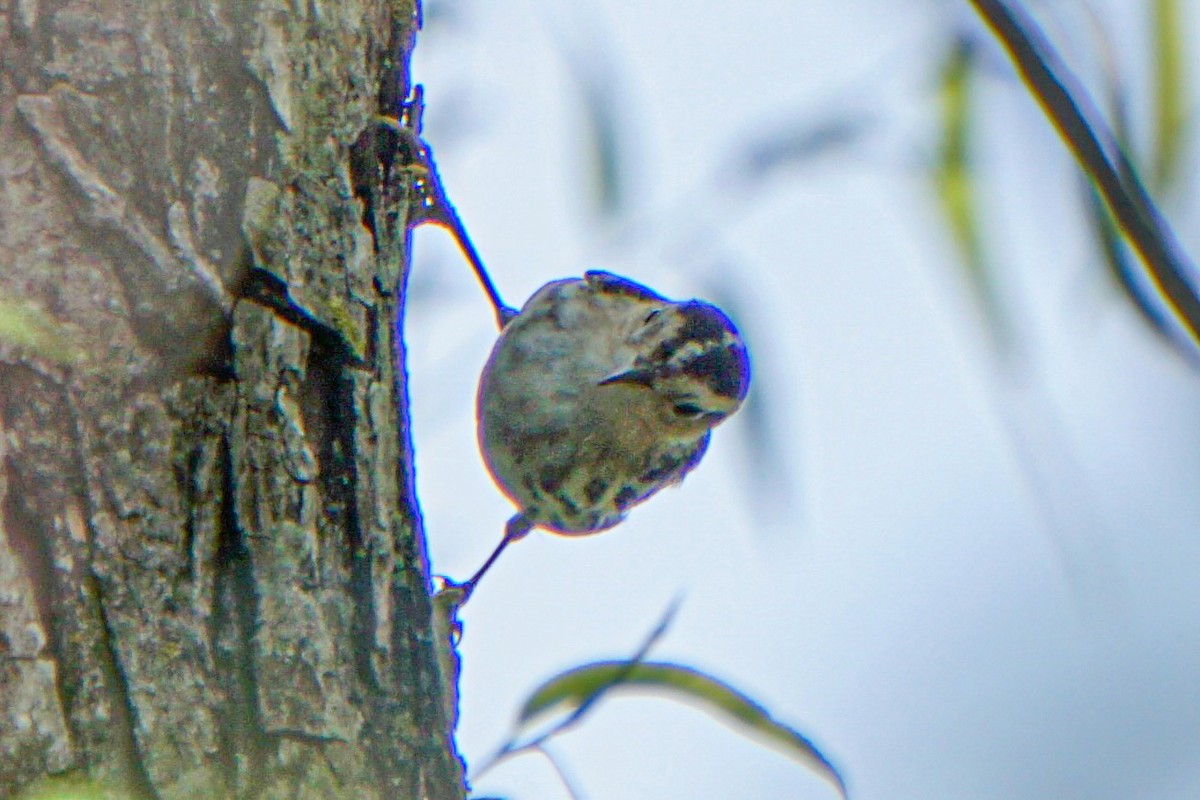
<box><xmin>598</xmin><ymin>367</ymin><xmax>656</xmax><ymax>388</ymax></box>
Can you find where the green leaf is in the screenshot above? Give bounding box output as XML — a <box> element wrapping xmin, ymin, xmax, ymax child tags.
<box><xmin>15</xmin><ymin>775</ymin><xmax>126</xmax><ymax>800</ymax></box>
<box><xmin>519</xmin><ymin>660</ymin><xmax>847</xmax><ymax>798</ymax></box>
<box><xmin>933</xmin><ymin>35</ymin><xmax>1009</xmax><ymax>351</ymax></box>
<box><xmin>0</xmin><ymin>298</ymin><xmax>75</xmax><ymax>362</ymax></box>
<box><xmin>1151</xmin><ymin>0</ymin><xmax>1187</xmax><ymax>193</ymax></box>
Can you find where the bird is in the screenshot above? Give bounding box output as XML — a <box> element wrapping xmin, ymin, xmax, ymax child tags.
<box><xmin>467</xmin><ymin>270</ymin><xmax>750</xmax><ymax>588</ymax></box>
<box><xmin>393</xmin><ymin>114</ymin><xmax>750</xmax><ymax>597</ymax></box>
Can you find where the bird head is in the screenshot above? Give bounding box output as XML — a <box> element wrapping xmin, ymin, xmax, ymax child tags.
<box><xmin>599</xmin><ymin>298</ymin><xmax>750</xmax><ymax>437</ymax></box>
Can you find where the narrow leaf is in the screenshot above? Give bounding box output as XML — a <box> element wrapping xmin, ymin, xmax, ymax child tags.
<box><xmin>471</xmin><ymin>599</ymin><xmax>682</xmax><ymax>783</ymax></box>
<box><xmin>519</xmin><ymin>660</ymin><xmax>847</xmax><ymax>798</ymax></box>
<box><xmin>558</xmin><ymin>45</ymin><xmax>626</xmax><ymax>220</ymax></box>
<box><xmin>1151</xmin><ymin>0</ymin><xmax>1187</xmax><ymax>193</ymax></box>
<box><xmin>736</xmin><ymin>114</ymin><xmax>868</xmax><ymax>186</ymax></box>
<box><xmin>933</xmin><ymin>35</ymin><xmax>1009</xmax><ymax>350</ymax></box>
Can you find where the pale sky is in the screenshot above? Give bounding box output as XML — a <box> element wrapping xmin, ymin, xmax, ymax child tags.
<box><xmin>407</xmin><ymin>1</ymin><xmax>1200</xmax><ymax>798</ymax></box>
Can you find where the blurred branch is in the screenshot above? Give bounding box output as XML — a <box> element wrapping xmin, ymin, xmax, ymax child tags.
<box><xmin>967</xmin><ymin>0</ymin><xmax>1200</xmax><ymax>350</ymax></box>
<box><xmin>1082</xmin><ymin>181</ymin><xmax>1177</xmax><ymax>339</ymax></box>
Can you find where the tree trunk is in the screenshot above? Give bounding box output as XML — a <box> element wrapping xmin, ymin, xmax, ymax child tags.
<box><xmin>0</xmin><ymin>1</ymin><xmax>465</xmax><ymax>797</ymax></box>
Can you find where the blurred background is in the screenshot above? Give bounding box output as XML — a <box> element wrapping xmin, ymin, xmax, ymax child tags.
<box><xmin>405</xmin><ymin>1</ymin><xmax>1200</xmax><ymax>798</ymax></box>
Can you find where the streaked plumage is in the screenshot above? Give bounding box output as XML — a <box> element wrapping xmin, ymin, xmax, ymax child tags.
<box><xmin>477</xmin><ymin>271</ymin><xmax>750</xmax><ymax>536</ymax></box>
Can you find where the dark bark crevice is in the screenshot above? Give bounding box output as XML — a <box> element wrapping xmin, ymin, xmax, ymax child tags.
<box><xmin>211</xmin><ymin>430</ymin><xmax>271</xmax><ymax>796</ymax></box>
<box><xmin>85</xmin><ymin>567</ymin><xmax>160</xmax><ymax>800</ymax></box>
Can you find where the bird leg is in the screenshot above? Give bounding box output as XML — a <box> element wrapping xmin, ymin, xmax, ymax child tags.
<box><xmin>457</xmin><ymin>513</ymin><xmax>536</xmax><ymax>599</ymax></box>
<box><xmin>377</xmin><ymin>102</ymin><xmax>518</xmax><ymax>330</ymax></box>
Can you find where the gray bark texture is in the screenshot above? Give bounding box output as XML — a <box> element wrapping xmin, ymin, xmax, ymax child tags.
<box><xmin>0</xmin><ymin>1</ymin><xmax>466</xmax><ymax>798</ymax></box>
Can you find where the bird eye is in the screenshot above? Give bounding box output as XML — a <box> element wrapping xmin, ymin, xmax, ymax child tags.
<box><xmin>644</xmin><ymin>309</ymin><xmax>663</xmax><ymax>324</ymax></box>
<box><xmin>672</xmin><ymin>402</ymin><xmax>705</xmax><ymax>418</ymax></box>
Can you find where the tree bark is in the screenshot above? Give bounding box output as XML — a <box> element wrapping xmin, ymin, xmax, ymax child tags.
<box><xmin>0</xmin><ymin>1</ymin><xmax>465</xmax><ymax>798</ymax></box>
